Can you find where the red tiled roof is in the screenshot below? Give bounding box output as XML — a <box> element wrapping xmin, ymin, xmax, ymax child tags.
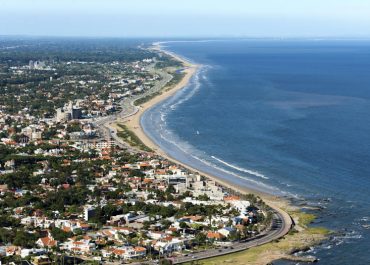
<box><xmin>113</xmin><ymin>249</ymin><xmax>125</xmax><ymax>255</ymax></box>
<box><xmin>134</xmin><ymin>246</ymin><xmax>146</xmax><ymax>252</ymax></box>
<box><xmin>39</xmin><ymin>236</ymin><xmax>57</xmax><ymax>247</ymax></box>
<box><xmin>224</xmin><ymin>195</ymin><xmax>240</xmax><ymax>201</ymax></box>
<box><xmin>206</xmin><ymin>232</ymin><xmax>224</xmax><ymax>239</ymax></box>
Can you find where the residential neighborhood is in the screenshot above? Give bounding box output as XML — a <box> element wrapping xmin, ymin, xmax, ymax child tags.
<box><xmin>0</xmin><ymin>39</ymin><xmax>273</xmax><ymax>264</ymax></box>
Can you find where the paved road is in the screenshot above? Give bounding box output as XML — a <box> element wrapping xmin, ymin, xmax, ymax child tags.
<box><xmin>126</xmin><ymin>209</ymin><xmax>292</xmax><ymax>265</ymax></box>
<box><xmin>93</xmin><ymin>64</ymin><xmax>172</xmax><ymax>153</ymax></box>
<box><xmin>172</xmin><ymin>209</ymin><xmax>292</xmax><ymax>264</ymax></box>
<box><xmin>121</xmin><ymin>208</ymin><xmax>291</xmax><ymax>265</ymax></box>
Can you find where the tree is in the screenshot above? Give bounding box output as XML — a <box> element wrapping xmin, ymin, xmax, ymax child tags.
<box><xmin>143</xmin><ymin>221</ymin><xmax>151</xmax><ymax>230</ymax></box>
<box><xmin>195</xmin><ymin>233</ymin><xmax>207</xmax><ymax>246</ymax></box>
<box><xmin>13</xmin><ymin>229</ymin><xmax>36</xmax><ymax>248</ymax></box>
<box><xmin>129</xmin><ymin>169</ymin><xmax>145</xmax><ymax>178</ymax></box>
<box><xmin>51</xmin><ymin>227</ymin><xmax>73</xmax><ymax>242</ymax></box>
<box><xmin>0</xmin><ymin>214</ymin><xmax>20</xmax><ymax>227</ymax></box>
<box><xmin>179</xmin><ymin>222</ymin><xmax>188</xmax><ymax>229</ymax></box>
<box><xmin>161</xmin><ymin>219</ymin><xmax>172</xmax><ymax>229</ymax></box>
<box><xmin>197</xmin><ymin>194</ymin><xmax>210</xmax><ymax>201</ymax></box>
<box><xmin>228</xmin><ymin>230</ymin><xmax>241</xmax><ymax>242</ymax></box>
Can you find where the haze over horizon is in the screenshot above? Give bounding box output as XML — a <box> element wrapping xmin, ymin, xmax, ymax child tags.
<box><xmin>1</xmin><ymin>0</ymin><xmax>370</xmax><ymax>38</ymax></box>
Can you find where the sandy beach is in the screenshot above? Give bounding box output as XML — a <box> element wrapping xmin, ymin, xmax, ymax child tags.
<box><xmin>113</xmin><ymin>45</ymin><xmax>335</xmax><ymax>264</ymax></box>
<box><xmin>125</xmin><ymin>45</ymin><xmax>262</xmax><ymax>196</ymax></box>
<box><xmin>122</xmin><ymin>45</ymin><xmax>292</xmax><ymax>221</ymax></box>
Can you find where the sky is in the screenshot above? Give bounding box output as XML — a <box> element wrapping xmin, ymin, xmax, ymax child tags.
<box><xmin>1</xmin><ymin>0</ymin><xmax>370</xmax><ymax>38</ymax></box>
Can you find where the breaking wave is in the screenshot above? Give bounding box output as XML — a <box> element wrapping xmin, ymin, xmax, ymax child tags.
<box><xmin>211</xmin><ymin>155</ymin><xmax>269</xmax><ymax>179</ymax></box>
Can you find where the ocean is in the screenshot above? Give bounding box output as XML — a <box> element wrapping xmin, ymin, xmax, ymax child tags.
<box><xmin>141</xmin><ymin>40</ymin><xmax>370</xmax><ymax>264</ymax></box>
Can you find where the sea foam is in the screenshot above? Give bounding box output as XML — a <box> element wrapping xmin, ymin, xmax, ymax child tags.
<box><xmin>211</xmin><ymin>155</ymin><xmax>269</xmax><ymax>179</ymax></box>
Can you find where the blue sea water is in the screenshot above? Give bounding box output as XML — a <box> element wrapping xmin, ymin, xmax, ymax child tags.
<box><xmin>141</xmin><ymin>40</ymin><xmax>370</xmax><ymax>264</ymax></box>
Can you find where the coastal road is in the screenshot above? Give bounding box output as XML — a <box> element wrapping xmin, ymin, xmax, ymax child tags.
<box><xmin>93</xmin><ymin>64</ymin><xmax>172</xmax><ymax>152</ymax></box>
<box><xmin>94</xmin><ymin>52</ymin><xmax>293</xmax><ymax>264</ymax></box>
<box><xmin>171</xmin><ymin>209</ymin><xmax>292</xmax><ymax>264</ymax></box>
<box><xmin>126</xmin><ymin>209</ymin><xmax>292</xmax><ymax>265</ymax></box>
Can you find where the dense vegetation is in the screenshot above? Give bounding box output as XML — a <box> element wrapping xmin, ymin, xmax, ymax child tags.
<box><xmin>0</xmin><ymin>37</ymin><xmax>157</xmax><ymax>65</ymax></box>
<box><xmin>0</xmin><ymin>37</ymin><xmax>158</xmax><ymax>116</ymax></box>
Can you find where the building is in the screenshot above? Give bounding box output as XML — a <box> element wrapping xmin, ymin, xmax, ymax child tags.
<box><xmin>31</xmin><ymin>255</ymin><xmax>51</xmax><ymax>265</ymax></box>
<box><xmin>71</xmin><ymin>107</ymin><xmax>82</xmax><ymax>120</ymax></box>
<box><xmin>55</xmin><ymin>107</ymin><xmax>70</xmax><ymax>122</ymax></box>
<box><xmin>29</xmin><ymin>60</ymin><xmax>34</xmax><ymax>69</ymax></box>
<box><xmin>226</xmin><ymin>199</ymin><xmax>251</xmax><ymax>217</ymax></box>
<box><xmin>218</xmin><ymin>227</ymin><xmax>236</xmax><ymax>238</ymax></box>
<box><xmin>36</xmin><ymin>236</ymin><xmax>57</xmax><ymax>248</ymax></box>
<box><xmin>167</xmin><ymin>175</ymin><xmax>187</xmax><ymax>186</ymax></box>
<box><xmin>55</xmin><ymin>101</ymin><xmax>82</xmax><ymax>122</ymax></box>
<box><xmin>84</xmin><ymin>205</ymin><xmax>96</xmax><ymax>221</ymax></box>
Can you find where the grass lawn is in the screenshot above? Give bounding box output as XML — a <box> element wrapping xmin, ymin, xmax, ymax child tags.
<box><xmin>116</xmin><ymin>123</ymin><xmax>152</xmax><ymax>152</ymax></box>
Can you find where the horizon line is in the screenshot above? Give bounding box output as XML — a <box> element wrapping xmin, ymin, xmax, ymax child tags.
<box><xmin>1</xmin><ymin>34</ymin><xmax>370</xmax><ymax>41</ymax></box>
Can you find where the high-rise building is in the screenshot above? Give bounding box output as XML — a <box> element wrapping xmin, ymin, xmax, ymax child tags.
<box><xmin>55</xmin><ymin>108</ymin><xmax>70</xmax><ymax>122</ymax></box>
<box><xmin>84</xmin><ymin>205</ymin><xmax>96</xmax><ymax>221</ymax></box>
<box><xmin>71</xmin><ymin>107</ymin><xmax>82</xmax><ymax>120</ymax></box>
<box><xmin>29</xmin><ymin>60</ymin><xmax>34</xmax><ymax>69</ymax></box>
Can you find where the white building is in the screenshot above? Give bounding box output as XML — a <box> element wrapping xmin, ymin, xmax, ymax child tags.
<box><xmin>84</xmin><ymin>205</ymin><xmax>96</xmax><ymax>221</ymax></box>
<box><xmin>229</xmin><ymin>200</ymin><xmax>251</xmax><ymax>217</ymax></box>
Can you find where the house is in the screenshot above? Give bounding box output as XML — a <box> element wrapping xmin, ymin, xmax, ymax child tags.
<box><xmin>21</xmin><ymin>248</ymin><xmax>46</xmax><ymax>258</ymax></box>
<box><xmin>0</xmin><ymin>184</ymin><xmax>9</xmax><ymax>193</ymax></box>
<box><xmin>148</xmin><ymin>231</ymin><xmax>166</xmax><ymax>240</ymax></box>
<box><xmin>61</xmin><ymin>236</ymin><xmax>95</xmax><ymax>254</ymax></box>
<box><xmin>116</xmin><ymin>246</ymin><xmax>147</xmax><ymax>259</ymax></box>
<box><xmin>223</xmin><ymin>195</ymin><xmax>240</xmax><ymax>201</ymax></box>
<box><xmin>5</xmin><ymin>246</ymin><xmax>21</xmax><ymax>256</ymax></box>
<box><xmin>218</xmin><ymin>227</ymin><xmax>236</xmax><ymax>238</ymax></box>
<box><xmin>77</xmin><ymin>221</ymin><xmax>91</xmax><ymax>231</ymax></box>
<box><xmin>228</xmin><ymin>200</ymin><xmax>251</xmax><ymax>216</ymax></box>
<box><xmin>31</xmin><ymin>255</ymin><xmax>51</xmax><ymax>265</ymax></box>
<box><xmin>112</xmin><ymin>248</ymin><xmax>126</xmax><ymax>259</ymax></box>
<box><xmin>102</xmin><ymin>246</ymin><xmax>146</xmax><ymax>260</ymax></box>
<box><xmin>36</xmin><ymin>236</ymin><xmax>57</xmax><ymax>248</ymax></box>
<box><xmin>4</xmin><ymin>160</ymin><xmax>15</xmax><ymax>169</ymax></box>
<box><xmin>113</xmin><ymin>227</ymin><xmax>134</xmax><ymax>236</ymax></box>
<box><xmin>206</xmin><ymin>232</ymin><xmax>225</xmax><ymax>241</ymax></box>
<box><xmin>154</xmin><ymin>237</ymin><xmax>188</xmax><ymax>253</ymax></box>
<box><xmin>107</xmin><ymin>214</ymin><xmax>126</xmax><ymax>226</ymax></box>
<box><xmin>178</xmin><ymin>215</ymin><xmax>204</xmax><ymax>223</ymax></box>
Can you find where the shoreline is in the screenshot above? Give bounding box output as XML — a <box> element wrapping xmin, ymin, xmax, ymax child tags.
<box><xmin>124</xmin><ymin>44</ymin><xmax>290</xmax><ymax>209</ymax></box>
<box><xmin>122</xmin><ymin>43</ymin><xmax>293</xmax><ymax>237</ymax></box>
<box><xmin>115</xmin><ymin>44</ymin><xmax>332</xmax><ymax>264</ymax></box>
